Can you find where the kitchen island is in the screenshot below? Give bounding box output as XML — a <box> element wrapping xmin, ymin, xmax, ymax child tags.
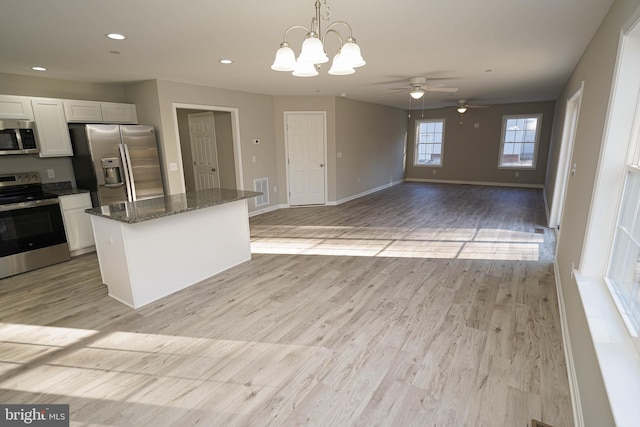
<box><xmin>85</xmin><ymin>188</ymin><xmax>261</xmax><ymax>308</ymax></box>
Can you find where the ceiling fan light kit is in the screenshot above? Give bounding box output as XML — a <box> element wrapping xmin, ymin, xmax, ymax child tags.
<box><xmin>271</xmin><ymin>0</ymin><xmax>365</xmax><ymax>77</ymax></box>
<box><xmin>410</xmin><ymin>89</ymin><xmax>425</xmax><ymax>99</ymax></box>
<box><xmin>455</xmin><ymin>99</ymin><xmax>490</xmax><ymax>114</ymax></box>
<box><xmin>389</xmin><ymin>76</ymin><xmax>459</xmax><ymax>103</ymax></box>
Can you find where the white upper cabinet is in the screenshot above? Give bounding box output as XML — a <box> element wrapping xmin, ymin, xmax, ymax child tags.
<box><xmin>30</xmin><ymin>98</ymin><xmax>73</xmax><ymax>157</ymax></box>
<box><xmin>63</xmin><ymin>100</ymin><xmax>137</xmax><ymax>124</ymax></box>
<box><xmin>62</xmin><ymin>100</ymin><xmax>102</xmax><ymax>122</ymax></box>
<box><xmin>101</xmin><ymin>102</ymin><xmax>138</xmax><ymax>123</ymax></box>
<box><xmin>0</xmin><ymin>95</ymin><xmax>34</xmax><ymax>120</ymax></box>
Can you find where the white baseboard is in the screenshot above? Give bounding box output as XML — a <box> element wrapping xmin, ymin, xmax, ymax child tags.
<box><xmin>553</xmin><ymin>260</ymin><xmax>584</xmax><ymax>427</ymax></box>
<box><xmin>331</xmin><ymin>179</ymin><xmax>405</xmax><ymax>206</ymax></box>
<box><xmin>71</xmin><ymin>246</ymin><xmax>96</xmax><ymax>257</ymax></box>
<box><xmin>405</xmin><ymin>177</ymin><xmax>544</xmax><ymax>189</ymax></box>
<box><xmin>249</xmin><ymin>204</ymin><xmax>288</xmax><ymax>217</ymax></box>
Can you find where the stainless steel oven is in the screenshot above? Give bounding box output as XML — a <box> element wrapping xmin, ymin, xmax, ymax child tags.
<box><xmin>0</xmin><ymin>173</ymin><xmax>70</xmax><ymax>279</ymax></box>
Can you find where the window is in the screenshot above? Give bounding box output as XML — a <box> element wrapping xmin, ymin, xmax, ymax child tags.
<box><xmin>414</xmin><ymin>119</ymin><xmax>444</xmax><ymax>166</ymax></box>
<box><xmin>606</xmin><ymin>165</ymin><xmax>640</xmax><ymax>338</ymax></box>
<box><xmin>499</xmin><ymin>114</ymin><xmax>542</xmax><ymax>168</ymax></box>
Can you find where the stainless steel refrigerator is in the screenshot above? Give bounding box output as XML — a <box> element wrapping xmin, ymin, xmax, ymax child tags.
<box><xmin>69</xmin><ymin>124</ymin><xmax>165</xmax><ymax>207</ymax></box>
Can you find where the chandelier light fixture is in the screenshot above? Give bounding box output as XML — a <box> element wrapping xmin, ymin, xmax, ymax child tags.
<box><xmin>271</xmin><ymin>0</ymin><xmax>365</xmax><ymax>77</ymax></box>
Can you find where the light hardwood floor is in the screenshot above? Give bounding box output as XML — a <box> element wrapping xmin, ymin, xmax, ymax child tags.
<box><xmin>0</xmin><ymin>182</ymin><xmax>573</xmax><ymax>426</ymax></box>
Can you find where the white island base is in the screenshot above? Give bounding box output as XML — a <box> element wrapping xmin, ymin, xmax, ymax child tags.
<box><xmin>90</xmin><ymin>199</ymin><xmax>251</xmax><ymax>309</ymax></box>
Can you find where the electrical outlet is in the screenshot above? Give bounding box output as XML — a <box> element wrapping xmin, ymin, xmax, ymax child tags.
<box><xmin>47</xmin><ymin>169</ymin><xmax>55</xmax><ymax>178</ymax></box>
<box><xmin>273</xmin><ymin>186</ymin><xmax>277</xmax><ymax>193</ymax></box>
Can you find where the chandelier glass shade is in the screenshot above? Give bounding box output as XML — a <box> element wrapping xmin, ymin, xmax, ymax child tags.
<box><xmin>271</xmin><ymin>0</ymin><xmax>365</xmax><ymax>77</ymax></box>
<box><xmin>457</xmin><ymin>106</ymin><xmax>468</xmax><ymax>113</ymax></box>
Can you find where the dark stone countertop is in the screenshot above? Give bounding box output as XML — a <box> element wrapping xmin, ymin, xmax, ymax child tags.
<box><xmin>43</xmin><ymin>181</ymin><xmax>91</xmax><ymax>197</ymax></box>
<box><xmin>84</xmin><ymin>188</ymin><xmax>262</xmax><ymax>224</ymax></box>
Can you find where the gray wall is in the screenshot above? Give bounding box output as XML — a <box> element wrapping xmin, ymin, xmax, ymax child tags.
<box><xmin>405</xmin><ymin>101</ymin><xmax>556</xmax><ymax>187</ymax></box>
<box><xmin>335</xmin><ymin>97</ymin><xmax>407</xmax><ymax>201</ymax></box>
<box><xmin>214</xmin><ymin>111</ymin><xmax>236</xmax><ymax>189</ymax></box>
<box><xmin>546</xmin><ymin>0</ymin><xmax>640</xmax><ymax>424</ymax></box>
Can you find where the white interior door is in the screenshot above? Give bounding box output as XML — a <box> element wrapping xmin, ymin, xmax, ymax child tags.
<box><xmin>286</xmin><ymin>113</ymin><xmax>326</xmax><ymax>205</ymax></box>
<box><xmin>188</xmin><ymin>112</ymin><xmax>219</xmax><ymax>190</ymax></box>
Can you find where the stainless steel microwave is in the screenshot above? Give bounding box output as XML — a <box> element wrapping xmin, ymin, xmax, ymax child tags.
<box><xmin>0</xmin><ymin>120</ymin><xmax>40</xmax><ymax>155</ymax></box>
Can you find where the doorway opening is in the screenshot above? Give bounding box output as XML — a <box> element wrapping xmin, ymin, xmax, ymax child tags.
<box><xmin>172</xmin><ymin>103</ymin><xmax>244</xmax><ymax>192</ymax></box>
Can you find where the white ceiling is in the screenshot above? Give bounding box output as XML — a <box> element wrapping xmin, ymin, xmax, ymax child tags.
<box><xmin>0</xmin><ymin>0</ymin><xmax>613</xmax><ymax>110</ymax></box>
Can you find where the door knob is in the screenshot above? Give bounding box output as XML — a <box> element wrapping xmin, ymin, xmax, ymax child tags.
<box><xmin>212</xmin><ymin>168</ymin><xmax>216</xmax><ymax>172</ymax></box>
<box><xmin>320</xmin><ymin>164</ymin><xmax>324</xmax><ymax>167</ymax></box>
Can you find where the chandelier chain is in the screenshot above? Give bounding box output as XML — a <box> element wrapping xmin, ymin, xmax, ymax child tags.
<box><xmin>320</xmin><ymin>0</ymin><xmax>331</xmax><ymax>21</ymax></box>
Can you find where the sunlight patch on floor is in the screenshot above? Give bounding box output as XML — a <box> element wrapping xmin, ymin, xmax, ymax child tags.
<box><xmin>0</xmin><ymin>323</ymin><xmax>322</xmax><ymax>408</ymax></box>
<box><xmin>250</xmin><ymin>225</ymin><xmax>545</xmax><ymax>261</ymax></box>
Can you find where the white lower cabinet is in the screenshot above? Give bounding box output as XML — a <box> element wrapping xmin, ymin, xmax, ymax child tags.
<box><xmin>59</xmin><ymin>193</ymin><xmax>95</xmax><ymax>255</ymax></box>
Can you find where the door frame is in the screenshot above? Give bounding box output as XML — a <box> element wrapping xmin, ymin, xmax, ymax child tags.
<box><xmin>172</xmin><ymin>103</ymin><xmax>244</xmax><ymax>192</ymax></box>
<box><xmin>548</xmin><ymin>82</ymin><xmax>584</xmax><ymax>235</ymax></box>
<box><xmin>284</xmin><ymin>111</ymin><xmax>328</xmax><ymax>206</ymax></box>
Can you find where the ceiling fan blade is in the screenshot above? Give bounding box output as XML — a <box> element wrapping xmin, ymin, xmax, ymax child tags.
<box><xmin>467</xmin><ymin>104</ymin><xmax>490</xmax><ymax>108</ymax></box>
<box><xmin>388</xmin><ymin>88</ymin><xmax>412</xmax><ymax>91</ymax></box>
<box><xmin>425</xmin><ymin>87</ymin><xmax>459</xmax><ymax>93</ymax></box>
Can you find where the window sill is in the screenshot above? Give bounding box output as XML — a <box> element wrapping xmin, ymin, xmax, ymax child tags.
<box><xmin>574</xmin><ymin>271</ymin><xmax>640</xmax><ymax>427</ymax></box>
<box><xmin>413</xmin><ymin>164</ymin><xmax>443</xmax><ymax>168</ymax></box>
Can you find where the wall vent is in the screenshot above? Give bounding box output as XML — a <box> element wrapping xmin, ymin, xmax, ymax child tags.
<box><xmin>253</xmin><ymin>178</ymin><xmax>269</xmax><ymax>207</ymax></box>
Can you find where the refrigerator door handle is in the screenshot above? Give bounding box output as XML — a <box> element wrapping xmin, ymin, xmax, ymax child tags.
<box><xmin>119</xmin><ymin>143</ymin><xmax>136</xmax><ymax>202</ymax></box>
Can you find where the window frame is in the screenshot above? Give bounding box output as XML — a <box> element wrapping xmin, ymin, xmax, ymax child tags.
<box><xmin>498</xmin><ymin>114</ymin><xmax>543</xmax><ymax>169</ymax></box>
<box><xmin>413</xmin><ymin>118</ymin><xmax>445</xmax><ymax>167</ymax></box>
<box><xmin>605</xmin><ymin>165</ymin><xmax>640</xmax><ymax>354</ymax></box>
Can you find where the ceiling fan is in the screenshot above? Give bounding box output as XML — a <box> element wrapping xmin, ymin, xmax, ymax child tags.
<box><xmin>454</xmin><ymin>99</ymin><xmax>489</xmax><ymax>114</ymax></box>
<box><xmin>388</xmin><ymin>77</ymin><xmax>459</xmax><ymax>99</ymax></box>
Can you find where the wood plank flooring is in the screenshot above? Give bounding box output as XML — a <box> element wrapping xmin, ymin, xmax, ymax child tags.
<box><xmin>0</xmin><ymin>182</ymin><xmax>573</xmax><ymax>426</ymax></box>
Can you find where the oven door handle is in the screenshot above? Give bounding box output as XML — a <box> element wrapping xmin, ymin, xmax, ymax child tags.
<box><xmin>0</xmin><ymin>198</ymin><xmax>60</xmax><ymax>212</ymax></box>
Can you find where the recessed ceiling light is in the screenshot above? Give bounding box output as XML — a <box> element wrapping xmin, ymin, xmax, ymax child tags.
<box><xmin>106</xmin><ymin>33</ymin><xmax>126</xmax><ymax>40</ymax></box>
<box><xmin>31</xmin><ymin>66</ymin><xmax>47</xmax><ymax>71</ymax></box>
<box><xmin>219</xmin><ymin>59</ymin><xmax>233</xmax><ymax>64</ymax></box>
